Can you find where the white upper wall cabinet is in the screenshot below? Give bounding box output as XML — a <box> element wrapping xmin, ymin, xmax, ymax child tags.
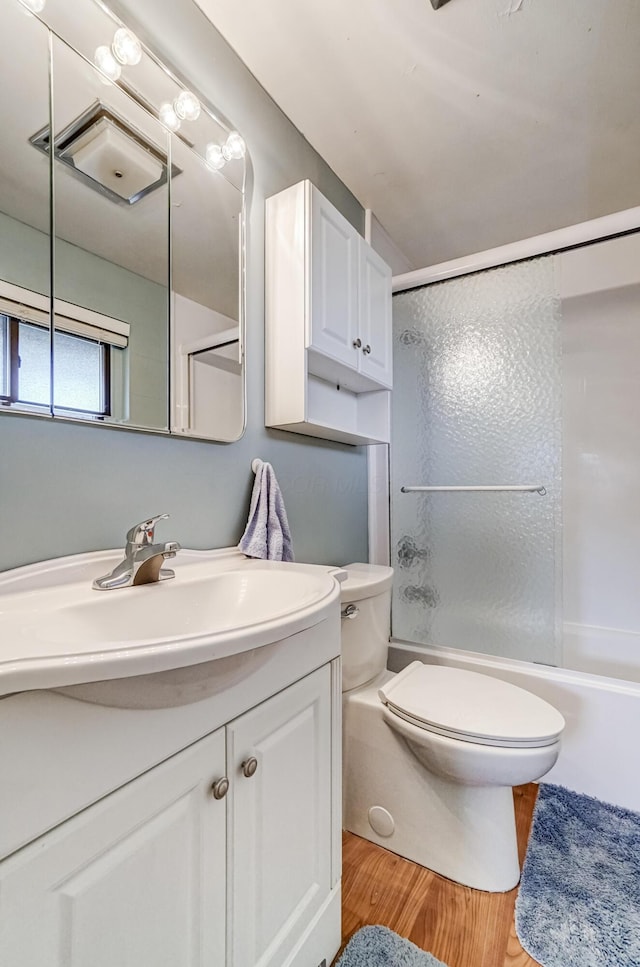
<box><xmin>358</xmin><ymin>241</ymin><xmax>393</xmax><ymax>388</ymax></box>
<box><xmin>266</xmin><ymin>180</ymin><xmax>392</xmax><ymax>446</ymax></box>
<box><xmin>309</xmin><ymin>187</ymin><xmax>360</xmax><ymax>368</ymax></box>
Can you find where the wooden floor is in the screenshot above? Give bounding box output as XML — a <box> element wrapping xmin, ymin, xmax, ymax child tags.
<box><xmin>338</xmin><ymin>783</ymin><xmax>540</xmax><ymax>967</ymax></box>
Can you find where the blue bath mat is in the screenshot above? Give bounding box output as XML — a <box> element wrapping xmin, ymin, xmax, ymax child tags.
<box><xmin>336</xmin><ymin>926</ymin><xmax>448</xmax><ymax>966</ymax></box>
<box><xmin>516</xmin><ymin>783</ymin><xmax>640</xmax><ymax>967</ymax></box>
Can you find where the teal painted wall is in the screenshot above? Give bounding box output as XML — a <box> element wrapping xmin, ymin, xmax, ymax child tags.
<box><xmin>0</xmin><ymin>0</ymin><xmax>369</xmax><ymax>572</ymax></box>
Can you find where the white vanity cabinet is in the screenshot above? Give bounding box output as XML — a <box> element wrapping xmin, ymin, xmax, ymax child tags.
<box><xmin>0</xmin><ymin>728</ymin><xmax>228</xmax><ymax>967</ymax></box>
<box><xmin>266</xmin><ymin>179</ymin><xmax>392</xmax><ymax>445</ymax></box>
<box><xmin>228</xmin><ymin>665</ymin><xmax>333</xmax><ymax>967</ymax></box>
<box><xmin>0</xmin><ymin>660</ymin><xmax>340</xmax><ymax>967</ymax></box>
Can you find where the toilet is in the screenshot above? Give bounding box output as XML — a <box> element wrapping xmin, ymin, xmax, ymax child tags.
<box><xmin>340</xmin><ymin>563</ymin><xmax>565</xmax><ymax>893</ymax></box>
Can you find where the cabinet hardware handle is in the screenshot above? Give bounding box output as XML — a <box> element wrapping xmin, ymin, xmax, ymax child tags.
<box><xmin>242</xmin><ymin>757</ymin><xmax>259</xmax><ymax>778</ymax></box>
<box><xmin>211</xmin><ymin>777</ymin><xmax>230</xmax><ymax>799</ymax></box>
<box><xmin>341</xmin><ymin>604</ymin><xmax>360</xmax><ymax>619</ymax></box>
<box><xmin>352</xmin><ymin>338</ymin><xmax>362</xmax><ymax>349</ymax></box>
<box><xmin>363</xmin><ymin>344</ymin><xmax>371</xmax><ymax>354</ymax></box>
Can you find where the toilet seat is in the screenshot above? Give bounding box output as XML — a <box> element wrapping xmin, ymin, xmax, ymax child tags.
<box><xmin>379</xmin><ymin>662</ymin><xmax>565</xmax><ymax>749</ymax></box>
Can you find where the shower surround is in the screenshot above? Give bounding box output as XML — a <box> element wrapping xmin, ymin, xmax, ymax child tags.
<box><xmin>388</xmin><ymin>231</ymin><xmax>640</xmax><ymax>812</ymax></box>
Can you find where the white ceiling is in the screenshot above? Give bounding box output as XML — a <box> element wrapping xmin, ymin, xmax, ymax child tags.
<box><xmin>193</xmin><ymin>0</ymin><xmax>640</xmax><ymax>271</ymax></box>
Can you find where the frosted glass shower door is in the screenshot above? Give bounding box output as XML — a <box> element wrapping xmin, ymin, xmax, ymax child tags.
<box><xmin>391</xmin><ymin>258</ymin><xmax>561</xmax><ymax>665</ymax></box>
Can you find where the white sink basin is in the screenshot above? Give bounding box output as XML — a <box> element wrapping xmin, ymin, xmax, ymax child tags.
<box><xmin>31</xmin><ymin>569</ymin><xmax>329</xmax><ymax>646</ymax></box>
<box><xmin>0</xmin><ymin>549</ymin><xmax>344</xmax><ymax>696</ymax></box>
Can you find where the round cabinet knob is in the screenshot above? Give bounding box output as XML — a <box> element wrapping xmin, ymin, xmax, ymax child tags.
<box><xmin>352</xmin><ymin>338</ymin><xmax>362</xmax><ymax>349</ymax></box>
<box><xmin>211</xmin><ymin>777</ymin><xmax>230</xmax><ymax>800</ymax></box>
<box><xmin>241</xmin><ymin>757</ymin><xmax>258</xmax><ymax>778</ymax></box>
<box><xmin>363</xmin><ymin>344</ymin><xmax>371</xmax><ymax>354</ymax></box>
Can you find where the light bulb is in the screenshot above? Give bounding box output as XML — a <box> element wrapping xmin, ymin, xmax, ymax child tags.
<box><xmin>174</xmin><ymin>91</ymin><xmax>201</xmax><ymax>122</ymax></box>
<box><xmin>222</xmin><ymin>131</ymin><xmax>246</xmax><ymax>161</ymax></box>
<box><xmin>205</xmin><ymin>143</ymin><xmax>226</xmax><ymax>171</ymax></box>
<box><xmin>159</xmin><ymin>102</ymin><xmax>180</xmax><ymax>132</ymax></box>
<box><xmin>94</xmin><ymin>45</ymin><xmax>121</xmax><ymax>82</ymax></box>
<box><xmin>111</xmin><ymin>27</ymin><xmax>142</xmax><ymax>66</ymax></box>
<box><xmin>18</xmin><ymin>0</ymin><xmax>46</xmax><ymax>12</ymax></box>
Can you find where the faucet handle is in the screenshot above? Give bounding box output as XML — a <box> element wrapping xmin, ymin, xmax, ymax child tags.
<box><xmin>126</xmin><ymin>514</ymin><xmax>169</xmax><ymax>547</ymax></box>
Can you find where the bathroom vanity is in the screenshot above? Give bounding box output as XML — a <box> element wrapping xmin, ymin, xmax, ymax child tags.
<box><xmin>0</xmin><ymin>550</ymin><xmax>343</xmax><ymax>967</ymax></box>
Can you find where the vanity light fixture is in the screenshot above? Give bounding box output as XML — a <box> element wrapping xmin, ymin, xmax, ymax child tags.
<box><xmin>205</xmin><ymin>143</ymin><xmax>226</xmax><ymax>171</ymax></box>
<box><xmin>18</xmin><ymin>0</ymin><xmax>46</xmax><ymax>11</ymax></box>
<box><xmin>94</xmin><ymin>27</ymin><xmax>141</xmax><ymax>84</ymax></box>
<box><xmin>159</xmin><ymin>102</ymin><xmax>181</xmax><ymax>132</ymax></box>
<box><xmin>86</xmin><ymin>11</ymin><xmax>244</xmax><ymax>181</ymax></box>
<box><xmin>205</xmin><ymin>132</ymin><xmax>246</xmax><ymax>172</ymax></box>
<box><xmin>94</xmin><ymin>45</ymin><xmax>122</xmax><ymax>82</ymax></box>
<box><xmin>222</xmin><ymin>131</ymin><xmax>246</xmax><ymax>161</ymax></box>
<box><xmin>111</xmin><ymin>27</ymin><xmax>142</xmax><ymax>66</ymax></box>
<box><xmin>174</xmin><ymin>91</ymin><xmax>201</xmax><ymax>122</ymax></box>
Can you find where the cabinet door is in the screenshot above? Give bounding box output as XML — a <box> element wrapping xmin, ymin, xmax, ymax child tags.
<box><xmin>0</xmin><ymin>729</ymin><xmax>227</xmax><ymax>967</ymax></box>
<box><xmin>308</xmin><ymin>186</ymin><xmax>359</xmax><ymax>367</ymax></box>
<box><xmin>227</xmin><ymin>665</ymin><xmax>332</xmax><ymax>967</ymax></box>
<box><xmin>358</xmin><ymin>239</ymin><xmax>393</xmax><ymax>388</ymax></box>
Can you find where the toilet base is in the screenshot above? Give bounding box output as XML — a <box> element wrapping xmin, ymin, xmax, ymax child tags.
<box><xmin>343</xmin><ymin>676</ymin><xmax>521</xmax><ymax>893</ymax></box>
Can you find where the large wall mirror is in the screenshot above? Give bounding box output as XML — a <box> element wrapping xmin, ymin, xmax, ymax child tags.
<box><xmin>0</xmin><ymin>0</ymin><xmax>246</xmax><ymax>442</ymax></box>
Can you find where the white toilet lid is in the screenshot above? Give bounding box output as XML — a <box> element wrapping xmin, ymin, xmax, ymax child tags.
<box><xmin>379</xmin><ymin>662</ymin><xmax>565</xmax><ymax>748</ymax></box>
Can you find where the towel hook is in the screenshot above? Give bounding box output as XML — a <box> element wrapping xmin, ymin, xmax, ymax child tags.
<box><xmin>251</xmin><ymin>458</ymin><xmax>264</xmax><ymax>474</ymax></box>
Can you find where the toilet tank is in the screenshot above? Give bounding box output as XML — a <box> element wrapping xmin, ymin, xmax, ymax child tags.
<box><xmin>340</xmin><ymin>564</ymin><xmax>394</xmax><ymax>691</ymax></box>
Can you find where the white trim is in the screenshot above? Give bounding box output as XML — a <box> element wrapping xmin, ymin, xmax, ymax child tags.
<box><xmin>365</xmin><ymin>209</ymin><xmax>414</xmax><ymax>276</ymax></box>
<box><xmin>0</xmin><ymin>280</ymin><xmax>130</xmax><ymax>348</ymax></box>
<box><xmin>55</xmin><ymin>316</ymin><xmax>128</xmax><ymax>348</ymax></box>
<box><xmin>367</xmin><ymin>445</ymin><xmax>390</xmax><ymax>565</ymax></box>
<box><xmin>179</xmin><ymin>327</ymin><xmax>239</xmax><ymax>357</ymax></box>
<box><xmin>0</xmin><ymin>297</ymin><xmax>48</xmax><ymax>328</ymax></box>
<box><xmin>364</xmin><ymin>210</ymin><xmax>393</xmax><ymax>564</ymax></box>
<box><xmin>392</xmin><ymin>206</ymin><xmax>640</xmax><ymax>292</ymax></box>
<box><xmin>364</xmin><ymin>208</ymin><xmax>373</xmax><ymax>244</ymax></box>
<box><xmin>0</xmin><ymin>281</ymin><xmax>48</xmax><ymax>317</ymax></box>
<box><xmin>330</xmin><ymin>657</ymin><xmax>342</xmax><ymax>889</ymax></box>
<box><xmin>175</xmin><ymin>327</ymin><xmax>241</xmax><ymax>431</ymax></box>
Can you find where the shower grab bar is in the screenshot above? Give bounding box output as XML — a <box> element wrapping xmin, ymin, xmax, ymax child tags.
<box><xmin>400</xmin><ymin>484</ymin><xmax>547</xmax><ymax>495</ymax></box>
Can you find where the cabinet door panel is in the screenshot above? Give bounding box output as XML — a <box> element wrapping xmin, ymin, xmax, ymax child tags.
<box><xmin>0</xmin><ymin>729</ymin><xmax>226</xmax><ymax>967</ymax></box>
<box><xmin>228</xmin><ymin>665</ymin><xmax>332</xmax><ymax>967</ymax></box>
<box><xmin>309</xmin><ymin>187</ymin><xmax>359</xmax><ymax>366</ymax></box>
<box><xmin>358</xmin><ymin>240</ymin><xmax>393</xmax><ymax>388</ymax></box>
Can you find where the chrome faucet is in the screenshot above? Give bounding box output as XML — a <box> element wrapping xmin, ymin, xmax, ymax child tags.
<box><xmin>93</xmin><ymin>515</ymin><xmax>181</xmax><ymax>590</ymax></box>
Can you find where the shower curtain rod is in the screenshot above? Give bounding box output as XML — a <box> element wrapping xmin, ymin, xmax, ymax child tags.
<box><xmin>392</xmin><ymin>206</ymin><xmax>640</xmax><ymax>293</ymax></box>
<box><xmin>400</xmin><ymin>485</ymin><xmax>547</xmax><ymax>495</ymax></box>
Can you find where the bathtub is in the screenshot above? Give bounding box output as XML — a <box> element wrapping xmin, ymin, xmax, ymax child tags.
<box><xmin>388</xmin><ymin>639</ymin><xmax>640</xmax><ymax>813</ymax></box>
<box><xmin>563</xmin><ymin>622</ymin><xmax>640</xmax><ymax>684</ymax></box>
